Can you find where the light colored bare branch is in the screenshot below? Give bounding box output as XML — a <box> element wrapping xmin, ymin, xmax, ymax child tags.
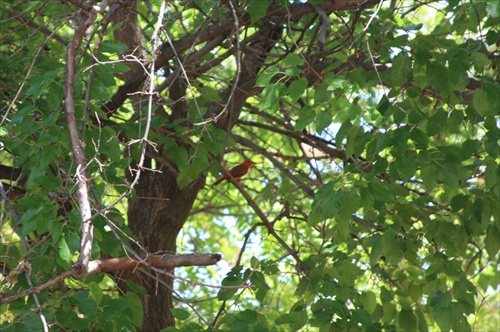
<box><xmin>64</xmin><ymin>8</ymin><xmax>97</xmax><ymax>268</ymax></box>
<box><xmin>0</xmin><ymin>253</ymin><xmax>223</xmax><ymax>305</ymax></box>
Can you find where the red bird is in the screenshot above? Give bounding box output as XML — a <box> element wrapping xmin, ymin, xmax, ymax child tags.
<box><xmin>212</xmin><ymin>159</ymin><xmax>254</xmax><ymax>186</ymax></box>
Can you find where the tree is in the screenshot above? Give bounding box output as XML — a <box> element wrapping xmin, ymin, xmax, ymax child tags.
<box><xmin>1</xmin><ymin>0</ymin><xmax>499</xmax><ymax>331</ymax></box>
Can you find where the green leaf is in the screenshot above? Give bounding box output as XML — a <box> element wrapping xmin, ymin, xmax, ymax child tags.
<box><xmin>101</xmin><ymin>40</ymin><xmax>128</xmax><ymax>53</ymax></box>
<box><xmin>315</xmin><ymin>110</ymin><xmax>332</xmax><ymax>133</ymax></box>
<box><xmin>471</xmin><ymin>52</ymin><xmax>490</xmax><ymax>70</ymax></box>
<box><xmin>452</xmin><ymin>277</ymin><xmax>476</xmax><ymax>314</ymax></box>
<box><xmin>49</xmin><ymin>219</ymin><xmax>63</xmax><ymax>243</ymax></box>
<box><xmin>345</xmin><ymin>125</ymin><xmax>359</xmax><ymax>158</ymax></box>
<box><xmin>426</xmin><ymin>110</ymin><xmax>447</xmax><ymax>135</ymax></box>
<box><xmin>47</xmin><ymin>83</ymin><xmax>64</xmax><ymax>109</ymax></box>
<box><xmin>248</xmin><ymin>0</ymin><xmax>268</xmax><ymax>24</ymax></box>
<box><xmin>383</xmin><ymin>303</ymin><xmax>397</xmax><ymax>324</ymax></box>
<box><xmin>416</xmin><ymin>309</ymin><xmax>429</xmax><ymax>332</ymax></box>
<box><xmin>311</xmin><ymin>299</ymin><xmax>345</xmax><ymax>323</ymax></box>
<box><xmin>255</xmin><ymin>66</ymin><xmax>279</xmax><ymax>87</ymax></box>
<box><xmin>452</xmin><ymin>309</ymin><xmax>471</xmax><ymax>332</ymax></box>
<box><xmin>338</xmin><ymin>189</ymin><xmax>360</xmax><ymax>221</ymax></box>
<box><xmin>448</xmin><ymin>46</ymin><xmax>469</xmax><ymax>89</ymax></box>
<box><xmin>430</xmin><ymin>290</ymin><xmax>451</xmax><ymax>308</ymax></box>
<box><xmin>410</xmin><ymin>127</ymin><xmax>428</xmax><ymax>148</ymax></box>
<box><xmin>335</xmin><ymin>260</ymin><xmax>360</xmax><ymax>287</ymax></box>
<box><xmin>294</xmin><ymin>106</ymin><xmax>315</xmax><ymax>131</ymax></box>
<box><xmin>368</xmin><ymin>179</ymin><xmax>394</xmax><ymax>202</ymax></box>
<box><xmin>314</xmin><ymin>81</ymin><xmax>331</xmax><ymax>103</ymax></box>
<box><xmin>352</xmin><ymin>309</ymin><xmax>372</xmax><ymax>327</ymax></box>
<box><xmin>335</xmin><ymin>120</ymin><xmax>351</xmax><ymax>145</ymax></box>
<box><xmin>445</xmin><ymin>109</ymin><xmax>462</xmax><ymax>134</ymax></box>
<box><xmin>427</xmin><ymin>62</ymin><xmax>449</xmax><ymax>94</ymax></box>
<box><xmin>396</xmin><ymin>148</ymin><xmax>418</xmax><ymax>180</ymax></box>
<box><xmin>124</xmin><ymin>292</ymin><xmax>144</xmax><ymax>327</ymax></box>
<box><xmin>401</xmin><ymin>23</ymin><xmax>423</xmax><ymax>31</ymax></box>
<box><xmin>472</xmin><ymin>89</ymin><xmax>492</xmax><ymax>116</ymax></box>
<box><xmin>170</xmin><ymin>308</ymin><xmax>190</xmax><ymax>321</ymax></box>
<box><xmin>218</xmin><ymin>267</ymin><xmax>244</xmax><ymax>300</ymax></box>
<box><xmin>206</xmin><ymin>128</ymin><xmax>235</xmax><ymax>155</ymax></box>
<box><xmin>26</xmin><ymin>75</ymin><xmax>51</xmax><ymax>100</ymax></box>
<box><xmin>87</xmin><ymin>282</ymin><xmax>103</xmax><ymax>306</ymax></box>
<box><xmin>376</xmin><ymin>95</ymin><xmax>390</xmax><ymax>116</ymax></box>
<box><xmin>312</xmin><ymin>182</ymin><xmax>342</xmax><ymax>219</ymax></box>
<box><xmin>391</xmin><ymin>52</ymin><xmax>412</xmax><ymax>86</ymax></box>
<box><xmin>307</xmin><ymin>206</ymin><xmax>324</xmax><ymax>225</ymax></box>
<box><xmin>275</xmin><ymin>301</ymin><xmax>308</xmax><ymax>330</ymax></box>
<box><xmin>460</xmin><ymin>139</ymin><xmax>480</xmax><ymax>160</ymax></box>
<box><xmin>125</xmin><ymin>279</ymin><xmax>149</xmax><ymax>296</ymax></box>
<box><xmin>283</xmin><ymin>53</ymin><xmax>304</xmax><ymax>67</ymax></box>
<box><xmin>408</xmin><ymin>108</ymin><xmax>424</xmax><ymax>123</ymax></box>
<box><xmin>398</xmin><ymin>309</ymin><xmax>417</xmax><ymax>332</ymax></box>
<box><xmin>288</xmin><ymin>78</ymin><xmax>308</xmax><ymax>102</ymax></box>
<box><xmin>360</xmin><ymin>291</ymin><xmax>377</xmax><ymax>314</ymax></box>
<box><xmin>19</xmin><ymin>208</ymin><xmax>39</xmax><ymax>237</ymax></box>
<box><xmin>56</xmin><ymin>234</ymin><xmax>72</xmax><ymax>262</ymax></box>
<box><xmin>381</xmin><ymin>231</ymin><xmax>403</xmax><ymax>264</ymax></box>
<box><xmin>67</xmin><ymin>232</ymin><xmax>81</xmax><ymax>254</ymax></box>
<box><xmin>259</xmin><ymin>84</ymin><xmax>279</xmax><ymax>111</ymax></box>
<box><xmin>285</xmin><ymin>66</ymin><xmax>301</xmax><ymax>77</ymax></box>
<box><xmin>250</xmin><ymin>256</ymin><xmax>259</xmax><ymax>269</ymax></box>
<box><xmin>70</xmin><ymin>290</ymin><xmax>97</xmax><ymax>316</ymax></box>
<box><xmin>98</xmin><ymin>127</ymin><xmax>121</xmax><ymax>161</ymax></box>
<box><xmin>485</xmin><ymin>225</ymin><xmax>500</xmax><ymax>258</ymax></box>
<box><xmin>236</xmin><ymin>309</ymin><xmax>258</xmax><ymax>322</ymax></box>
<box><xmin>251</xmin><ymin>271</ymin><xmax>270</xmax><ymax>302</ymax></box>
<box><xmin>200</xmin><ymin>85</ymin><xmax>221</xmax><ymax>102</ymax></box>
<box><xmin>450</xmin><ymin>194</ymin><xmax>468</xmax><ymax>212</ymax></box>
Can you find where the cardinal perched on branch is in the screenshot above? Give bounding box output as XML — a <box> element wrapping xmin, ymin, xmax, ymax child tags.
<box><xmin>212</xmin><ymin>159</ymin><xmax>254</xmax><ymax>186</ymax></box>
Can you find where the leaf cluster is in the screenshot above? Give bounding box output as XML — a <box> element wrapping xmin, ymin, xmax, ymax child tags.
<box><xmin>1</xmin><ymin>0</ymin><xmax>498</xmax><ymax>331</ymax></box>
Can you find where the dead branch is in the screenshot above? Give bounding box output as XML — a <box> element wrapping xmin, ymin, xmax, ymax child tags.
<box><xmin>0</xmin><ymin>253</ymin><xmax>221</xmax><ymax>305</ymax></box>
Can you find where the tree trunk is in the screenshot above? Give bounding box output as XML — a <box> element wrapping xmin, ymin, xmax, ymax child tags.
<box><xmin>107</xmin><ymin>2</ymin><xmax>283</xmax><ymax>329</ymax></box>
<box><xmin>125</xmin><ymin>165</ymin><xmax>205</xmax><ymax>330</ymax></box>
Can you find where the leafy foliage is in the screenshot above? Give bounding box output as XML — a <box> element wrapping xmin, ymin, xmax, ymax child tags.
<box><xmin>1</xmin><ymin>0</ymin><xmax>499</xmax><ymax>331</ymax></box>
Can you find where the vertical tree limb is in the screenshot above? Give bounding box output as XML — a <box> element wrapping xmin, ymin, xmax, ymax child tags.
<box><xmin>64</xmin><ymin>9</ymin><xmax>97</xmax><ymax>269</ymax></box>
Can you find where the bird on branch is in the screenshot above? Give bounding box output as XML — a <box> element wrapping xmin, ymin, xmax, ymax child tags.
<box><xmin>212</xmin><ymin>159</ymin><xmax>254</xmax><ymax>186</ymax></box>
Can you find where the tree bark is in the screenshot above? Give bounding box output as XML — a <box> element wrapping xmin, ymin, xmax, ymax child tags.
<box><xmin>124</xmin><ymin>165</ymin><xmax>205</xmax><ymax>330</ymax></box>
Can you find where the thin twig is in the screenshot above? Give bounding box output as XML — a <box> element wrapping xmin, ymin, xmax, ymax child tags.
<box><xmin>228</xmin><ymin>177</ymin><xmax>310</xmax><ymax>273</ymax></box>
<box><xmin>1</xmin><ymin>24</ymin><xmax>66</xmax><ymax>127</ymax></box>
<box><xmin>231</xmin><ymin>133</ymin><xmax>315</xmax><ymax>197</ymax></box>
<box><xmin>348</xmin><ymin>0</ymin><xmax>384</xmax><ymax>49</ymax></box>
<box><xmin>195</xmin><ymin>0</ymin><xmax>242</xmax><ymax>126</ymax></box>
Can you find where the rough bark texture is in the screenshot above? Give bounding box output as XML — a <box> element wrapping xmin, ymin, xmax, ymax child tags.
<box><xmin>126</xmin><ymin>167</ymin><xmax>205</xmax><ymax>329</ymax></box>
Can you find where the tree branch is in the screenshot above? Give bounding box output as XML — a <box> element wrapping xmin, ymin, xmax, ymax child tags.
<box><xmin>231</xmin><ymin>134</ymin><xmax>315</xmax><ymax>197</ymax></box>
<box><xmin>226</xmin><ymin>178</ymin><xmax>310</xmax><ymax>273</ymax></box>
<box><xmin>102</xmin><ymin>0</ymin><xmax>380</xmax><ymax>116</ymax></box>
<box><xmin>0</xmin><ymin>253</ymin><xmax>221</xmax><ymax>305</ymax></box>
<box><xmin>64</xmin><ymin>8</ymin><xmax>97</xmax><ymax>269</ymax></box>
